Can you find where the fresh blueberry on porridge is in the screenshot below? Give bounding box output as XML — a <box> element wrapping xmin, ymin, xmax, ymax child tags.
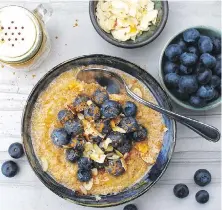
<box><xmin>31</xmin><ymin>69</ymin><xmax>166</xmax><ymax>195</ymax></box>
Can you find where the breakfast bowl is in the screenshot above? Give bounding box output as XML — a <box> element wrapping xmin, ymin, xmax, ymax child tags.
<box><xmin>159</xmin><ymin>26</ymin><xmax>221</xmax><ymax>111</ymax></box>
<box><xmin>89</xmin><ymin>1</ymin><xmax>169</xmax><ymax>49</ymax></box>
<box><xmin>22</xmin><ymin>54</ymin><xmax>176</xmax><ymax>207</ymax></box>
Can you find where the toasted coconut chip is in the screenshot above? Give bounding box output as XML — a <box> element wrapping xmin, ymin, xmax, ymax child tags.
<box><xmin>95</xmin><ymin>195</ymin><xmax>102</xmax><ymax>201</ymax></box>
<box><xmin>115</xmin><ymin>149</ymin><xmax>124</xmax><ymax>157</ymax></box>
<box><xmin>112</xmin><ymin>126</ymin><xmax>126</xmax><ymax>133</ymax></box>
<box><xmin>94</xmin><ymin>177</ymin><xmax>100</xmax><ymax>185</ymax></box>
<box><xmin>41</xmin><ymin>158</ymin><xmax>48</xmax><ymax>172</ymax></box>
<box><xmin>107</xmin><ymin>154</ymin><xmax>120</xmax><ymax>160</ymax></box>
<box><xmin>77</xmin><ymin>113</ymin><xmax>84</xmax><ymax>120</ymax></box>
<box><xmin>83</xmin><ymin>178</ymin><xmax>93</xmax><ymax>191</ymax></box>
<box><xmin>87</xmin><ymin>100</ymin><xmax>93</xmax><ymax>106</ymax></box>
<box><xmin>79</xmin><ymin>185</ymin><xmax>88</xmax><ymax>195</ymax></box>
<box><xmin>133</xmin><ymin>87</ymin><xmax>142</xmax><ymax>97</ymax></box>
<box><xmin>82</xmin><ymin>119</ymin><xmax>104</xmax><ymax>138</ymax></box>
<box><xmin>120</xmin><ymin>158</ymin><xmax>127</xmax><ymax>171</ymax></box>
<box><xmin>92</xmin><ymin>168</ymin><xmax>98</xmax><ymax>176</ymax></box>
<box><xmin>123</xmin><ymin>152</ymin><xmax>129</xmax><ymax>159</ymax></box>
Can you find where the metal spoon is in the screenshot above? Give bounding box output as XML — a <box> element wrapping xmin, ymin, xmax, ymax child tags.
<box><xmin>77</xmin><ymin>68</ymin><xmax>220</xmax><ymax>142</ymax></box>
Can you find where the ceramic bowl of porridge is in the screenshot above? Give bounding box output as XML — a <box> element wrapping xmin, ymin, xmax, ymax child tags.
<box><xmin>22</xmin><ymin>54</ymin><xmax>176</xmax><ymax>207</ymax></box>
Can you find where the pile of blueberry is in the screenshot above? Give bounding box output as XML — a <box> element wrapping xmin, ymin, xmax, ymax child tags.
<box><xmin>51</xmin><ymin>88</ymin><xmax>148</xmax><ymax>182</ymax></box>
<box><xmin>174</xmin><ymin>169</ymin><xmax>211</xmax><ymax>204</ymax></box>
<box><xmin>163</xmin><ymin>28</ymin><xmax>221</xmax><ymax>108</ymax></box>
<box><xmin>1</xmin><ymin>142</ymin><xmax>24</xmax><ymax>177</ymax></box>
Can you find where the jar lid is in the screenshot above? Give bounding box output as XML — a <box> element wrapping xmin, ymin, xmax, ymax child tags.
<box><xmin>0</xmin><ymin>6</ymin><xmax>43</xmax><ymax>64</ymax></box>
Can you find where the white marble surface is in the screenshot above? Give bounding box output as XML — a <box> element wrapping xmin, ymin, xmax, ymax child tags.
<box><xmin>0</xmin><ymin>1</ymin><xmax>221</xmax><ymax>210</ymax></box>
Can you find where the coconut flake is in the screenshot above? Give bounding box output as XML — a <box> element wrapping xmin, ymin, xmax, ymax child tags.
<box><xmin>41</xmin><ymin>158</ymin><xmax>48</xmax><ymax>172</ymax></box>
<box><xmin>83</xmin><ymin>178</ymin><xmax>93</xmax><ymax>191</ymax></box>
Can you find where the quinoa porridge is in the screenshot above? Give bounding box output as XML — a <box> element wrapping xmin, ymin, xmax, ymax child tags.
<box><xmin>31</xmin><ymin>68</ymin><xmax>166</xmax><ymax>195</ymax></box>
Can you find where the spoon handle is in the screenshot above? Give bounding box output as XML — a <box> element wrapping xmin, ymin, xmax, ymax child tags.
<box><xmin>126</xmin><ymin>86</ymin><xmax>220</xmax><ymax>142</ymax></box>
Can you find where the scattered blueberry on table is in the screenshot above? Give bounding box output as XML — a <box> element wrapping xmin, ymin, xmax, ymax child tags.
<box><xmin>173</xmin><ymin>183</ymin><xmax>189</xmax><ymax>198</ymax></box>
<box><xmin>8</xmin><ymin>142</ymin><xmax>24</xmax><ymax>159</ymax></box>
<box><xmin>195</xmin><ymin>190</ymin><xmax>210</xmax><ymax>204</ymax></box>
<box><xmin>1</xmin><ymin>160</ymin><xmax>18</xmax><ymax>178</ymax></box>
<box><xmin>194</xmin><ymin>169</ymin><xmax>211</xmax><ymax>186</ymax></box>
<box><xmin>163</xmin><ymin>28</ymin><xmax>221</xmax><ymax>108</ymax></box>
<box><xmin>123</xmin><ymin>204</ymin><xmax>138</xmax><ymax>210</ymax></box>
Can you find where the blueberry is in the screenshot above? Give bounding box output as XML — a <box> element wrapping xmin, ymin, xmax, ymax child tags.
<box><xmin>163</xmin><ymin>61</ymin><xmax>179</xmax><ymax>74</ymax></box>
<box><xmin>216</xmin><ymin>85</ymin><xmax>221</xmax><ymax>94</ymax></box>
<box><xmin>51</xmin><ymin>128</ymin><xmax>71</xmax><ymax>146</ymax></box>
<box><xmin>73</xmin><ymin>141</ymin><xmax>85</xmax><ymax>153</ymax></box>
<box><xmin>73</xmin><ymin>94</ymin><xmax>90</xmax><ymax>112</ymax></box>
<box><xmin>194</xmin><ymin>169</ymin><xmax>211</xmax><ymax>186</ymax></box>
<box><xmin>164</xmin><ymin>73</ymin><xmax>180</xmax><ymax>88</ymax></box>
<box><xmin>179</xmin><ymin>64</ymin><xmax>193</xmax><ymax>75</ymax></box>
<box><xmin>198</xmin><ymin>36</ymin><xmax>213</xmax><ymax>53</ymax></box>
<box><xmin>123</xmin><ymin>101</ymin><xmax>137</xmax><ymax>117</ymax></box>
<box><xmin>187</xmin><ymin>46</ymin><xmax>199</xmax><ymax>56</ymax></box>
<box><xmin>176</xmin><ymin>38</ymin><xmax>187</xmax><ymax>51</ymax></box>
<box><xmin>173</xmin><ymin>184</ymin><xmax>189</xmax><ymax>198</ymax></box>
<box><xmin>210</xmin><ymin>75</ymin><xmax>221</xmax><ymax>88</ymax></box>
<box><xmin>200</xmin><ymin>53</ymin><xmax>216</xmax><ymax>68</ymax></box>
<box><xmin>179</xmin><ymin>76</ymin><xmax>198</xmax><ymax>94</ymax></box>
<box><xmin>189</xmin><ymin>96</ymin><xmax>206</xmax><ymax>108</ymax></box>
<box><xmin>95</xmin><ymin>119</ymin><xmax>111</xmax><ymax>134</ymax></box>
<box><xmin>1</xmin><ymin>160</ymin><xmax>18</xmax><ymax>177</ymax></box>
<box><xmin>171</xmin><ymin>88</ymin><xmax>190</xmax><ymax>101</ymax></box>
<box><xmin>77</xmin><ymin>169</ymin><xmax>92</xmax><ymax>182</ymax></box>
<box><xmin>92</xmin><ymin>88</ymin><xmax>109</xmax><ymax>106</ymax></box>
<box><xmin>212</xmin><ymin>58</ymin><xmax>221</xmax><ymax>77</ymax></box>
<box><xmin>211</xmin><ymin>37</ymin><xmax>221</xmax><ymax>54</ymax></box>
<box><xmin>101</xmin><ymin>100</ymin><xmax>122</xmax><ymax>119</ymax></box>
<box><xmin>107</xmin><ymin>131</ymin><xmax>126</xmax><ymax>148</ymax></box>
<box><xmin>64</xmin><ymin>119</ymin><xmax>83</xmax><ymax>136</ymax></box>
<box><xmin>8</xmin><ymin>142</ymin><xmax>24</xmax><ymax>159</ymax></box>
<box><xmin>132</xmin><ymin>125</ymin><xmax>148</xmax><ymax>142</ymax></box>
<box><xmin>78</xmin><ymin>157</ymin><xmax>93</xmax><ymax>170</ymax></box>
<box><xmin>195</xmin><ymin>62</ymin><xmax>205</xmax><ymax>74</ymax></box>
<box><xmin>66</xmin><ymin>148</ymin><xmax>80</xmax><ymax>163</ymax></box>
<box><xmin>180</xmin><ymin>52</ymin><xmax>198</xmax><ymax>67</ymax></box>
<box><xmin>183</xmin><ymin>28</ymin><xmax>200</xmax><ymax>43</ymax></box>
<box><xmin>106</xmin><ymin>83</ymin><xmax>120</xmax><ymax>94</ymax></box>
<box><xmin>196</xmin><ymin>85</ymin><xmax>216</xmax><ymax>101</ymax></box>
<box><xmin>123</xmin><ymin>204</ymin><xmax>138</xmax><ymax>210</ymax></box>
<box><xmin>117</xmin><ymin>141</ymin><xmax>132</xmax><ymax>154</ymax></box>
<box><xmin>208</xmin><ymin>89</ymin><xmax>220</xmax><ymax>102</ymax></box>
<box><xmin>165</xmin><ymin>44</ymin><xmax>182</xmax><ymax>62</ymax></box>
<box><xmin>106</xmin><ymin>159</ymin><xmax>125</xmax><ymax>176</ymax></box>
<box><xmin>57</xmin><ymin>109</ymin><xmax>74</xmax><ymax>124</ymax></box>
<box><xmin>119</xmin><ymin>117</ymin><xmax>139</xmax><ymax>133</ymax></box>
<box><xmin>197</xmin><ymin>69</ymin><xmax>212</xmax><ymax>85</ymax></box>
<box><xmin>84</xmin><ymin>103</ymin><xmax>101</xmax><ymax>121</ymax></box>
<box><xmin>196</xmin><ymin>190</ymin><xmax>209</xmax><ymax>204</ymax></box>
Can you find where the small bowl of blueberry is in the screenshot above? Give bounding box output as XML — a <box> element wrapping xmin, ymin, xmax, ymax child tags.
<box><xmin>159</xmin><ymin>26</ymin><xmax>221</xmax><ymax>110</ymax></box>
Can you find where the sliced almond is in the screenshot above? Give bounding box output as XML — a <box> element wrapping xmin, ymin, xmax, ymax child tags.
<box><xmin>115</xmin><ymin>149</ymin><xmax>124</xmax><ymax>157</ymax></box>
<box><xmin>92</xmin><ymin>168</ymin><xmax>98</xmax><ymax>176</ymax></box>
<box><xmin>79</xmin><ymin>185</ymin><xmax>88</xmax><ymax>195</ymax></box>
<box><xmin>41</xmin><ymin>158</ymin><xmax>48</xmax><ymax>172</ymax></box>
<box><xmin>140</xmin><ymin>153</ymin><xmax>155</xmax><ymax>164</ymax></box>
<box><xmin>84</xmin><ymin>142</ymin><xmax>94</xmax><ymax>152</ymax></box>
<box><xmin>112</xmin><ymin>126</ymin><xmax>126</xmax><ymax>133</ymax></box>
<box><xmin>120</xmin><ymin>158</ymin><xmax>127</xmax><ymax>171</ymax></box>
<box><xmin>93</xmin><ymin>144</ymin><xmax>104</xmax><ymax>155</ymax></box>
<box><xmin>133</xmin><ymin>87</ymin><xmax>142</xmax><ymax>97</ymax></box>
<box><xmin>90</xmin><ymin>153</ymin><xmax>106</xmax><ymax>163</ymax></box>
<box><xmin>83</xmin><ymin>178</ymin><xmax>93</xmax><ymax>191</ymax></box>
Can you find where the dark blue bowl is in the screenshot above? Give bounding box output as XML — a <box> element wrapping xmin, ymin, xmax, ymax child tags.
<box><xmin>22</xmin><ymin>54</ymin><xmax>176</xmax><ymax>207</ymax></box>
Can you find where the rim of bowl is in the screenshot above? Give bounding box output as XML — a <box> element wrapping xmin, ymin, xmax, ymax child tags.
<box><xmin>21</xmin><ymin>54</ymin><xmax>176</xmax><ymax>207</ymax></box>
<box><xmin>89</xmin><ymin>1</ymin><xmax>169</xmax><ymax>49</ymax></box>
<box><xmin>159</xmin><ymin>25</ymin><xmax>221</xmax><ymax>111</ymax></box>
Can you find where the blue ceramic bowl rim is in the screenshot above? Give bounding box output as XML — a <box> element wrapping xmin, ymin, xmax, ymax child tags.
<box><xmin>89</xmin><ymin>1</ymin><xmax>169</xmax><ymax>49</ymax></box>
<box><xmin>22</xmin><ymin>54</ymin><xmax>176</xmax><ymax>207</ymax></box>
<box><xmin>159</xmin><ymin>25</ymin><xmax>221</xmax><ymax>111</ymax></box>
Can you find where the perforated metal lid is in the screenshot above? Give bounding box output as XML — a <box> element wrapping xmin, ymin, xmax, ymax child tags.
<box><xmin>0</xmin><ymin>6</ymin><xmax>43</xmax><ymax>64</ymax></box>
